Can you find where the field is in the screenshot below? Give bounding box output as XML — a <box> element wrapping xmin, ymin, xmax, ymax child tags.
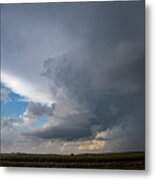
<box><xmin>0</xmin><ymin>152</ymin><xmax>145</xmax><ymax>170</ymax></box>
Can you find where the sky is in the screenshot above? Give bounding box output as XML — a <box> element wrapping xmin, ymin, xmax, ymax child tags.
<box><xmin>0</xmin><ymin>1</ymin><xmax>145</xmax><ymax>154</ymax></box>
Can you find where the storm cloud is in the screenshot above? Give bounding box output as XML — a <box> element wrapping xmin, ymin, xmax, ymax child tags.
<box><xmin>1</xmin><ymin>1</ymin><xmax>145</xmax><ymax>153</ymax></box>
<box><xmin>28</xmin><ymin>40</ymin><xmax>144</xmax><ymax>147</ymax></box>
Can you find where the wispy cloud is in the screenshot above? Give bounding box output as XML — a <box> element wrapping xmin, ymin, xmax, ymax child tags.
<box><xmin>0</xmin><ymin>87</ymin><xmax>11</xmax><ymax>103</ymax></box>
<box><xmin>1</xmin><ymin>71</ymin><xmax>52</xmax><ymax>104</ymax></box>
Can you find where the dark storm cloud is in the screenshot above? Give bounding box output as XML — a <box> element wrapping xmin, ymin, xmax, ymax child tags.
<box><xmin>55</xmin><ymin>1</ymin><xmax>144</xmax><ymax>44</ymax></box>
<box><xmin>26</xmin><ymin>113</ymin><xmax>94</xmax><ymax>141</ymax></box>
<box><xmin>17</xmin><ymin>1</ymin><xmax>144</xmax><ymax>151</ymax></box>
<box><xmin>30</xmin><ymin>41</ymin><xmax>144</xmax><ymax>146</ymax></box>
<box><xmin>34</xmin><ymin>89</ymin><xmax>144</xmax><ymax>143</ymax></box>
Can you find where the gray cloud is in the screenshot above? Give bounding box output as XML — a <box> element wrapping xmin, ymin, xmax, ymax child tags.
<box><xmin>1</xmin><ymin>1</ymin><xmax>145</xmax><ymax>153</ymax></box>
<box><xmin>24</xmin><ymin>102</ymin><xmax>56</xmax><ymax>117</ymax></box>
<box><xmin>0</xmin><ymin>87</ymin><xmax>11</xmax><ymax>102</ymax></box>
<box><xmin>1</xmin><ymin>116</ymin><xmax>21</xmax><ymax>127</ymax></box>
<box><xmin>26</xmin><ymin>113</ymin><xmax>94</xmax><ymax>141</ymax></box>
<box><xmin>28</xmin><ymin>40</ymin><xmax>144</xmax><ymax>151</ymax></box>
<box><xmin>22</xmin><ymin>102</ymin><xmax>56</xmax><ymax>127</ymax></box>
<box><xmin>1</xmin><ymin>126</ymin><xmax>64</xmax><ymax>154</ymax></box>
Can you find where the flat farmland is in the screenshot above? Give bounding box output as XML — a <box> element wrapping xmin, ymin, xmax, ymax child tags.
<box><xmin>0</xmin><ymin>152</ymin><xmax>145</xmax><ymax>170</ymax></box>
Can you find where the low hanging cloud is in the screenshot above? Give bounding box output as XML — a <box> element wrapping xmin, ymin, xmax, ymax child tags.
<box><xmin>26</xmin><ymin>112</ymin><xmax>95</xmax><ymax>141</ymax></box>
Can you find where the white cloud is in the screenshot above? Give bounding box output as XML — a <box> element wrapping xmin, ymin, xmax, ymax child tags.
<box><xmin>1</xmin><ymin>71</ymin><xmax>52</xmax><ymax>104</ymax></box>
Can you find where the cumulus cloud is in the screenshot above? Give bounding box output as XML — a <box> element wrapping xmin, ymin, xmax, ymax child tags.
<box><xmin>24</xmin><ymin>102</ymin><xmax>55</xmax><ymax>117</ymax></box>
<box><xmin>22</xmin><ymin>102</ymin><xmax>56</xmax><ymax>127</ymax></box>
<box><xmin>27</xmin><ymin>40</ymin><xmax>145</xmax><ymax>153</ymax></box>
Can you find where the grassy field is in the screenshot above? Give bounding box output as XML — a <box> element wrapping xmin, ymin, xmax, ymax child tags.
<box><xmin>0</xmin><ymin>152</ymin><xmax>145</xmax><ymax>170</ymax></box>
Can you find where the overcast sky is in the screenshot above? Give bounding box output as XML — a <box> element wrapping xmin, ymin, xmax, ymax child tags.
<box><xmin>1</xmin><ymin>1</ymin><xmax>145</xmax><ymax>154</ymax></box>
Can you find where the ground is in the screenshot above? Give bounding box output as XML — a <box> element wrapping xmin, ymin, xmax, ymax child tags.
<box><xmin>0</xmin><ymin>152</ymin><xmax>145</xmax><ymax>170</ymax></box>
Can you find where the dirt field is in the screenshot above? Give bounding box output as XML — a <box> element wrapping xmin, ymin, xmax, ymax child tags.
<box><xmin>0</xmin><ymin>152</ymin><xmax>145</xmax><ymax>170</ymax></box>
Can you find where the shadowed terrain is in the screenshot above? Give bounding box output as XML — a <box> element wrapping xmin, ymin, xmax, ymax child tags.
<box><xmin>0</xmin><ymin>151</ymin><xmax>145</xmax><ymax>170</ymax></box>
